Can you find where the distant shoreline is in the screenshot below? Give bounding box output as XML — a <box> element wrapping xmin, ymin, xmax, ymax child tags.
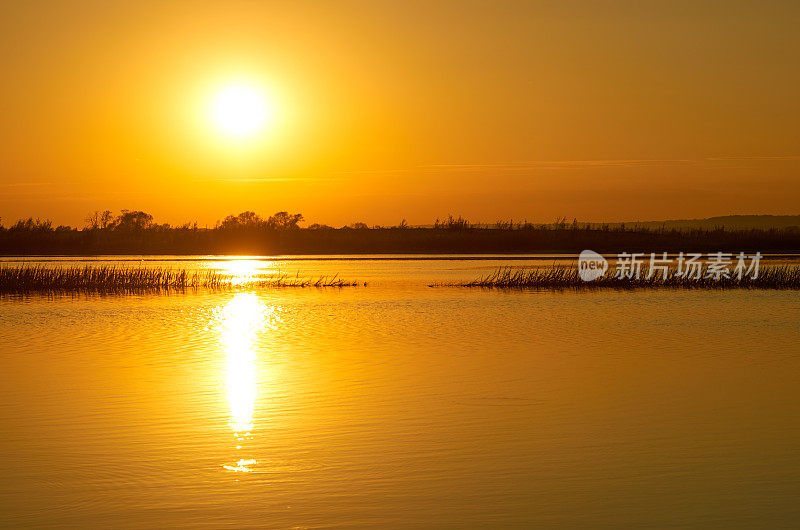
<box><xmin>5</xmin><ymin>213</ymin><xmax>800</xmax><ymax>256</ymax></box>
<box><xmin>3</xmin><ymin>227</ymin><xmax>800</xmax><ymax>255</ymax></box>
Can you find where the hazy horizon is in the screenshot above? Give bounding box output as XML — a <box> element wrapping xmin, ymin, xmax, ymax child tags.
<box><xmin>5</xmin><ymin>209</ymin><xmax>800</xmax><ymax>230</ymax></box>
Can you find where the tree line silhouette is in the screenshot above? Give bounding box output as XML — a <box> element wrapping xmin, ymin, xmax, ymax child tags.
<box><xmin>1</xmin><ymin>210</ymin><xmax>800</xmax><ymax>255</ymax></box>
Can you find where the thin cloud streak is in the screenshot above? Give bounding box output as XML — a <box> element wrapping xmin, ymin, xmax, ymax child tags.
<box><xmin>705</xmin><ymin>156</ymin><xmax>800</xmax><ymax>161</ymax></box>
<box><xmin>424</xmin><ymin>159</ymin><xmax>697</xmax><ymax>168</ymax></box>
<box><xmin>339</xmin><ymin>156</ymin><xmax>800</xmax><ymax>176</ymax></box>
<box><xmin>0</xmin><ymin>182</ymin><xmax>53</xmax><ymax>187</ymax></box>
<box><xmin>209</xmin><ymin>177</ymin><xmax>338</xmax><ymax>183</ymax></box>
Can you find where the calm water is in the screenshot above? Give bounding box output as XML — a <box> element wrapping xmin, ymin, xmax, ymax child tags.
<box><xmin>1</xmin><ymin>256</ymin><xmax>800</xmax><ymax>528</ymax></box>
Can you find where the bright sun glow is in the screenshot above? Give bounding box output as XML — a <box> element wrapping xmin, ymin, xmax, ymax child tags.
<box><xmin>211</xmin><ymin>84</ymin><xmax>272</xmax><ymax>138</ymax></box>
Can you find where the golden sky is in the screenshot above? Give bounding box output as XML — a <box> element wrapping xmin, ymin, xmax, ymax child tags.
<box><xmin>1</xmin><ymin>1</ymin><xmax>799</xmax><ymax>227</ymax></box>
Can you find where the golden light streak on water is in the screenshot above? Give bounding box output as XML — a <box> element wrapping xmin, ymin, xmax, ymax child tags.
<box><xmin>219</xmin><ymin>292</ymin><xmax>266</xmax><ymax>472</ymax></box>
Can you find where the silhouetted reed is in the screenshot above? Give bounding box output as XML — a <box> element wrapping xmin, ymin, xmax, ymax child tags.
<box><xmin>448</xmin><ymin>265</ymin><xmax>800</xmax><ymax>289</ymax></box>
<box><xmin>262</xmin><ymin>272</ymin><xmax>361</xmax><ymax>288</ymax></box>
<box><xmin>0</xmin><ymin>265</ymin><xmax>360</xmax><ymax>293</ymax></box>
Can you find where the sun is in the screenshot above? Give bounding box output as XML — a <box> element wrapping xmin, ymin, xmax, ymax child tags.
<box><xmin>211</xmin><ymin>84</ymin><xmax>272</xmax><ymax>138</ymax></box>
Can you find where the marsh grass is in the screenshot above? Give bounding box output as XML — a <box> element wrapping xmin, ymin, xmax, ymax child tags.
<box><xmin>443</xmin><ymin>265</ymin><xmax>800</xmax><ymax>289</ymax></box>
<box><xmin>0</xmin><ymin>265</ymin><xmax>361</xmax><ymax>293</ymax></box>
<box><xmin>266</xmin><ymin>272</ymin><xmax>362</xmax><ymax>288</ymax></box>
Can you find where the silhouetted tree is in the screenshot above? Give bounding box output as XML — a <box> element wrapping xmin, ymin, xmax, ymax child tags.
<box><xmin>10</xmin><ymin>218</ymin><xmax>53</xmax><ymax>232</ymax></box>
<box><xmin>86</xmin><ymin>210</ymin><xmax>126</xmax><ymax>230</ymax></box>
<box><xmin>85</xmin><ymin>211</ymin><xmax>101</xmax><ymax>230</ymax></box>
<box><xmin>100</xmin><ymin>210</ymin><xmax>114</xmax><ymax>229</ymax></box>
<box><xmin>114</xmin><ymin>210</ymin><xmax>153</xmax><ymax>231</ymax></box>
<box><xmin>267</xmin><ymin>211</ymin><xmax>303</xmax><ymax>230</ymax></box>
<box><xmin>444</xmin><ymin>215</ymin><xmax>470</xmax><ymax>230</ymax></box>
<box><xmin>220</xmin><ymin>211</ymin><xmax>264</xmax><ymax>230</ymax></box>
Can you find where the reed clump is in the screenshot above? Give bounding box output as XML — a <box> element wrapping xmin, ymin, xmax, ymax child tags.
<box><xmin>449</xmin><ymin>265</ymin><xmax>800</xmax><ymax>289</ymax></box>
<box><xmin>0</xmin><ymin>265</ymin><xmax>360</xmax><ymax>293</ymax></box>
<box><xmin>264</xmin><ymin>272</ymin><xmax>361</xmax><ymax>288</ymax></box>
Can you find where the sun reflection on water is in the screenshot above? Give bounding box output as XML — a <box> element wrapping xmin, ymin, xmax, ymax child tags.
<box><xmin>217</xmin><ymin>258</ymin><xmax>278</xmax><ymax>286</ymax></box>
<box><xmin>218</xmin><ymin>292</ymin><xmax>268</xmax><ymax>473</ymax></box>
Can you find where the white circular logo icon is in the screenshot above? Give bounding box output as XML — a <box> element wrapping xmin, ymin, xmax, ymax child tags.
<box><xmin>578</xmin><ymin>250</ymin><xmax>608</xmax><ymax>281</ymax></box>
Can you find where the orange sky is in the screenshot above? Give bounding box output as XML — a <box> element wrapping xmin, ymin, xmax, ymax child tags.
<box><xmin>1</xmin><ymin>1</ymin><xmax>799</xmax><ymax>227</ymax></box>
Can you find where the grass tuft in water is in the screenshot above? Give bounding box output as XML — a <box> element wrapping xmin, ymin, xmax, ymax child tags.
<box><xmin>0</xmin><ymin>265</ymin><xmax>361</xmax><ymax>293</ymax></box>
<box><xmin>441</xmin><ymin>265</ymin><xmax>800</xmax><ymax>289</ymax></box>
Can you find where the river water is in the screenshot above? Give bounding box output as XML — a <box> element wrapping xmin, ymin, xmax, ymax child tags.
<box><xmin>1</xmin><ymin>256</ymin><xmax>799</xmax><ymax>527</ymax></box>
